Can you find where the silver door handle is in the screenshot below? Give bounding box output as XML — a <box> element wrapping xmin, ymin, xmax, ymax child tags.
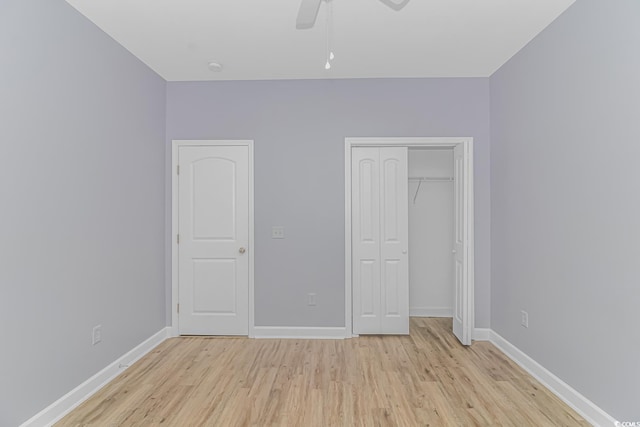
<box><xmin>239</xmin><ymin>247</ymin><xmax>246</xmax><ymax>254</ymax></box>
<box><xmin>452</xmin><ymin>249</ymin><xmax>457</xmax><ymax>254</ymax></box>
<box><xmin>402</xmin><ymin>250</ymin><xmax>407</xmax><ymax>254</ymax></box>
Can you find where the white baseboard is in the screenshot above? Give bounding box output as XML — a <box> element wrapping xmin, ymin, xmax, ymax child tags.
<box><xmin>410</xmin><ymin>307</ymin><xmax>453</xmax><ymax>317</ymax></box>
<box><xmin>21</xmin><ymin>327</ymin><xmax>171</xmax><ymax>427</ymax></box>
<box><xmin>19</xmin><ymin>325</ymin><xmax>617</xmax><ymax>427</ymax></box>
<box><xmin>472</xmin><ymin>328</ymin><xmax>491</xmax><ymax>341</ymax></box>
<box><xmin>489</xmin><ymin>330</ymin><xmax>617</xmax><ymax>427</ymax></box>
<box><xmin>253</xmin><ymin>326</ymin><xmax>347</xmax><ymax>339</ymax></box>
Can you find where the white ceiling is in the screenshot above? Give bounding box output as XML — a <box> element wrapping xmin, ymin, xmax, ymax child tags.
<box><xmin>65</xmin><ymin>0</ymin><xmax>575</xmax><ymax>82</ymax></box>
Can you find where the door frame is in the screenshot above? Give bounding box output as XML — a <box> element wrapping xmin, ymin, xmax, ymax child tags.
<box><xmin>171</xmin><ymin>140</ymin><xmax>255</xmax><ymax>337</ymax></box>
<box><xmin>344</xmin><ymin>137</ymin><xmax>474</xmax><ymax>341</ymax></box>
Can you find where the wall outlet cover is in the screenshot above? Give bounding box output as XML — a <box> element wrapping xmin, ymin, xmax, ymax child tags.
<box><xmin>272</xmin><ymin>226</ymin><xmax>285</xmax><ymax>239</ymax></box>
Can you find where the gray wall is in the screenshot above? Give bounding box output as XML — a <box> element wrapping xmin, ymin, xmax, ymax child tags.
<box><xmin>0</xmin><ymin>1</ymin><xmax>166</xmax><ymax>425</ymax></box>
<box><xmin>166</xmin><ymin>78</ymin><xmax>491</xmax><ymax>328</ymax></box>
<box><xmin>490</xmin><ymin>0</ymin><xmax>640</xmax><ymax>420</ymax></box>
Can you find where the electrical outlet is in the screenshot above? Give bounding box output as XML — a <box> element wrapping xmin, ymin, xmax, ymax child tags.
<box><xmin>92</xmin><ymin>325</ymin><xmax>102</xmax><ymax>345</ymax></box>
<box><xmin>272</xmin><ymin>226</ymin><xmax>285</xmax><ymax>239</ymax></box>
<box><xmin>520</xmin><ymin>310</ymin><xmax>529</xmax><ymax>328</ymax></box>
<box><xmin>308</xmin><ymin>293</ymin><xmax>317</xmax><ymax>306</ymax></box>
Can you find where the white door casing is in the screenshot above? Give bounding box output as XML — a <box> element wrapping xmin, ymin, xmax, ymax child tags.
<box><xmin>352</xmin><ymin>147</ymin><xmax>409</xmax><ymax>334</ymax></box>
<box><xmin>174</xmin><ymin>142</ymin><xmax>252</xmax><ymax>336</ymax></box>
<box><xmin>345</xmin><ymin>137</ymin><xmax>474</xmax><ymax>344</ymax></box>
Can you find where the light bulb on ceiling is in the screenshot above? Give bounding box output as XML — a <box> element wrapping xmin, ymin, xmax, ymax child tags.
<box><xmin>324</xmin><ymin>0</ymin><xmax>334</xmax><ymax>70</ymax></box>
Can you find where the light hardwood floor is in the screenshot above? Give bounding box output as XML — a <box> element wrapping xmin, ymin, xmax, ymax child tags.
<box><xmin>57</xmin><ymin>318</ymin><xmax>589</xmax><ymax>426</ymax></box>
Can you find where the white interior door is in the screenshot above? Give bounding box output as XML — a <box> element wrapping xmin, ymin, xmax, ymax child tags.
<box><xmin>352</xmin><ymin>147</ymin><xmax>409</xmax><ymax>335</ymax></box>
<box><xmin>178</xmin><ymin>145</ymin><xmax>249</xmax><ymax>335</ymax></box>
<box><xmin>453</xmin><ymin>143</ymin><xmax>470</xmax><ymax>344</ymax></box>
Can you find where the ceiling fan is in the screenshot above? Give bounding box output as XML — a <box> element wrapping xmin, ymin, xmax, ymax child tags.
<box><xmin>296</xmin><ymin>0</ymin><xmax>410</xmax><ymax>29</ymax></box>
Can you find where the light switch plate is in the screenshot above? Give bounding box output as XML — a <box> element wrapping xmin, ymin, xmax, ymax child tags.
<box><xmin>521</xmin><ymin>310</ymin><xmax>529</xmax><ymax>328</ymax></box>
<box><xmin>272</xmin><ymin>226</ymin><xmax>285</xmax><ymax>239</ymax></box>
<box><xmin>308</xmin><ymin>293</ymin><xmax>317</xmax><ymax>306</ymax></box>
<box><xmin>92</xmin><ymin>325</ymin><xmax>102</xmax><ymax>345</ymax></box>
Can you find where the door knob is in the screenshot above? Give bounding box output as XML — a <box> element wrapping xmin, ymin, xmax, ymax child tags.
<box><xmin>452</xmin><ymin>249</ymin><xmax>457</xmax><ymax>254</ymax></box>
<box><xmin>239</xmin><ymin>247</ymin><xmax>246</xmax><ymax>254</ymax></box>
<box><xmin>402</xmin><ymin>250</ymin><xmax>407</xmax><ymax>254</ymax></box>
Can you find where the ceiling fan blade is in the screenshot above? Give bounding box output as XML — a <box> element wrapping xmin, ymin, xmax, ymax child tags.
<box><xmin>296</xmin><ymin>0</ymin><xmax>323</xmax><ymax>29</ymax></box>
<box><xmin>379</xmin><ymin>0</ymin><xmax>410</xmax><ymax>11</ymax></box>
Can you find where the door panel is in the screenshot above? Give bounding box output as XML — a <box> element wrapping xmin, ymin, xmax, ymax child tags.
<box><xmin>192</xmin><ymin>259</ymin><xmax>237</xmax><ymax>313</ymax></box>
<box><xmin>179</xmin><ymin>145</ymin><xmax>249</xmax><ymax>335</ymax></box>
<box><xmin>359</xmin><ymin>160</ymin><xmax>377</xmax><ymax>242</ymax></box>
<box><xmin>352</xmin><ymin>148</ymin><xmax>381</xmax><ymax>334</ymax></box>
<box><xmin>359</xmin><ymin>260</ymin><xmax>377</xmax><ymax>316</ymax></box>
<box><xmin>382</xmin><ymin>158</ymin><xmax>400</xmax><ymax>241</ymax></box>
<box><xmin>455</xmin><ymin>259</ymin><xmax>463</xmax><ymax>321</ymax></box>
<box><xmin>379</xmin><ymin>148</ymin><xmax>409</xmax><ymax>334</ymax></box>
<box><xmin>192</xmin><ymin>158</ymin><xmax>236</xmax><ymax>240</ymax></box>
<box><xmin>383</xmin><ymin>260</ymin><xmax>400</xmax><ymax>315</ymax></box>
<box><xmin>453</xmin><ymin>144</ymin><xmax>469</xmax><ymax>344</ymax></box>
<box><xmin>353</xmin><ymin>147</ymin><xmax>408</xmax><ymax>335</ymax></box>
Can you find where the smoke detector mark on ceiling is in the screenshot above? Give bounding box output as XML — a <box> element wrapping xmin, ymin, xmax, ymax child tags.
<box><xmin>208</xmin><ymin>62</ymin><xmax>223</xmax><ymax>72</ymax></box>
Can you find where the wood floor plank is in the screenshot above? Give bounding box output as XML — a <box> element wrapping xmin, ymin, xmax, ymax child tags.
<box><xmin>57</xmin><ymin>318</ymin><xmax>590</xmax><ymax>426</ymax></box>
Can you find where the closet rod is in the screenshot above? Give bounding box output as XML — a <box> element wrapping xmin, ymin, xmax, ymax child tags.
<box><xmin>408</xmin><ymin>176</ymin><xmax>454</xmax><ymax>182</ymax></box>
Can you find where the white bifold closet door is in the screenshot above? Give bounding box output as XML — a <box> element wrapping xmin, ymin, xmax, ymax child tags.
<box><xmin>452</xmin><ymin>143</ymin><xmax>469</xmax><ymax>344</ymax></box>
<box><xmin>352</xmin><ymin>147</ymin><xmax>409</xmax><ymax>335</ymax></box>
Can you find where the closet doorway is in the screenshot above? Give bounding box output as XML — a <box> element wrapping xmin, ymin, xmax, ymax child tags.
<box><xmin>409</xmin><ymin>148</ymin><xmax>454</xmax><ymax>319</ymax></box>
<box><xmin>345</xmin><ymin>137</ymin><xmax>474</xmax><ymax>345</ymax></box>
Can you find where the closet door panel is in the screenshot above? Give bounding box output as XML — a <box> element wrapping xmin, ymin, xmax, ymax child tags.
<box><xmin>352</xmin><ymin>146</ymin><xmax>409</xmax><ymax>335</ymax></box>
<box><xmin>382</xmin><ymin>260</ymin><xmax>400</xmax><ymax>315</ymax></box>
<box><xmin>359</xmin><ymin>259</ymin><xmax>378</xmax><ymax>316</ymax></box>
<box><xmin>352</xmin><ymin>148</ymin><xmax>381</xmax><ymax>334</ymax></box>
<box><xmin>452</xmin><ymin>143</ymin><xmax>469</xmax><ymax>344</ymax></box>
<box><xmin>379</xmin><ymin>147</ymin><xmax>409</xmax><ymax>334</ymax></box>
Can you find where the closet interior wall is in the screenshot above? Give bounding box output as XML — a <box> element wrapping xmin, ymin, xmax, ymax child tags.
<box><xmin>408</xmin><ymin>148</ymin><xmax>454</xmax><ymax>318</ymax></box>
